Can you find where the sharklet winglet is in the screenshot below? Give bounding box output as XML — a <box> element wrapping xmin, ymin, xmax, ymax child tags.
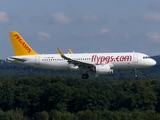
<box><xmin>56</xmin><ymin>47</ymin><xmax>65</xmax><ymax>57</ymax></box>
<box><xmin>68</xmin><ymin>48</ymin><xmax>73</xmax><ymax>54</ymax></box>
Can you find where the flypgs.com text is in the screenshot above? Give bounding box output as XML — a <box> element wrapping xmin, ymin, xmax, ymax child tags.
<box><xmin>92</xmin><ymin>55</ymin><xmax>132</xmax><ymax>64</ymax></box>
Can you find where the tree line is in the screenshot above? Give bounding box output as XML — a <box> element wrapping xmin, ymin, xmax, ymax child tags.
<box><xmin>0</xmin><ymin>76</ymin><xmax>159</xmax><ymax>119</ymax></box>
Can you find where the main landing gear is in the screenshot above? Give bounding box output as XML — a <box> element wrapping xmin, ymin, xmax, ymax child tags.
<box><xmin>81</xmin><ymin>73</ymin><xmax>89</xmax><ymax>79</ymax></box>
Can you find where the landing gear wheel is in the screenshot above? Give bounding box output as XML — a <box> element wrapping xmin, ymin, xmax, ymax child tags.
<box><xmin>82</xmin><ymin>73</ymin><xmax>89</xmax><ymax>79</ymax></box>
<box><xmin>134</xmin><ymin>69</ymin><xmax>138</xmax><ymax>80</ymax></box>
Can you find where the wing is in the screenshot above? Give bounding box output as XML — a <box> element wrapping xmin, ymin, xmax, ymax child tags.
<box><xmin>57</xmin><ymin>47</ymin><xmax>95</xmax><ymax>69</ymax></box>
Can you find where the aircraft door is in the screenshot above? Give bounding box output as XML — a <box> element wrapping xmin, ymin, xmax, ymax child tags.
<box><xmin>35</xmin><ymin>56</ymin><xmax>40</xmax><ymax>65</ymax></box>
<box><xmin>133</xmin><ymin>54</ymin><xmax>138</xmax><ymax>63</ymax></box>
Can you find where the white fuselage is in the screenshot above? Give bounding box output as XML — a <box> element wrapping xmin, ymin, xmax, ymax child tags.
<box><xmin>6</xmin><ymin>52</ymin><xmax>156</xmax><ymax>71</ymax></box>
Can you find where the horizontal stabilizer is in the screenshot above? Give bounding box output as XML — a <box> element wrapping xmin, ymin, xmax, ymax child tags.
<box><xmin>7</xmin><ymin>56</ymin><xmax>27</xmax><ymax>62</ymax></box>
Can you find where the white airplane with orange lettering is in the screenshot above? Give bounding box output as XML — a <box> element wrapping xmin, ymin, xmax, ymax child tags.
<box><xmin>6</xmin><ymin>31</ymin><xmax>156</xmax><ymax>79</ymax></box>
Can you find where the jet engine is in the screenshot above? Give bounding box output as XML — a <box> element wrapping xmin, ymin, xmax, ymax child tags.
<box><xmin>93</xmin><ymin>64</ymin><xmax>113</xmax><ymax>74</ymax></box>
<box><xmin>69</xmin><ymin>65</ymin><xmax>79</xmax><ymax>70</ymax></box>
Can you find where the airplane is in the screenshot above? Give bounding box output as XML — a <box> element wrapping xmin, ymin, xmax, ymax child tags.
<box><xmin>6</xmin><ymin>31</ymin><xmax>156</xmax><ymax>79</ymax></box>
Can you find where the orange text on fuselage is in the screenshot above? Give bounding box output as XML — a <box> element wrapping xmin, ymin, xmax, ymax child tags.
<box><xmin>14</xmin><ymin>34</ymin><xmax>31</xmax><ymax>53</ymax></box>
<box><xmin>91</xmin><ymin>55</ymin><xmax>132</xmax><ymax>64</ymax></box>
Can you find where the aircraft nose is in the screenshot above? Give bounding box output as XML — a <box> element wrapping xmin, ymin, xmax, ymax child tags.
<box><xmin>151</xmin><ymin>59</ymin><xmax>156</xmax><ymax>66</ymax></box>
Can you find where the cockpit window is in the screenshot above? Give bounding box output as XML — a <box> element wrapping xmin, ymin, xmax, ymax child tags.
<box><xmin>143</xmin><ymin>56</ymin><xmax>150</xmax><ymax>59</ymax></box>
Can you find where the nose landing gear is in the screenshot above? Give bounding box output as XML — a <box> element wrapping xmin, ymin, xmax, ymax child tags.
<box><xmin>134</xmin><ymin>69</ymin><xmax>138</xmax><ymax>80</ymax></box>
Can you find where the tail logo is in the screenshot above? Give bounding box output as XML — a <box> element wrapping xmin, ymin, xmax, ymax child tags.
<box><xmin>14</xmin><ymin>34</ymin><xmax>32</xmax><ymax>53</ymax></box>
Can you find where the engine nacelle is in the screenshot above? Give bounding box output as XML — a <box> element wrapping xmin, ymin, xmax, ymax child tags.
<box><xmin>69</xmin><ymin>65</ymin><xmax>79</xmax><ymax>70</ymax></box>
<box><xmin>94</xmin><ymin>64</ymin><xmax>113</xmax><ymax>74</ymax></box>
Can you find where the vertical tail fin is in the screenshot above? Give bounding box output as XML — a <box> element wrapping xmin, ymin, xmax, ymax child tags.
<box><xmin>9</xmin><ymin>31</ymin><xmax>38</xmax><ymax>56</ymax></box>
